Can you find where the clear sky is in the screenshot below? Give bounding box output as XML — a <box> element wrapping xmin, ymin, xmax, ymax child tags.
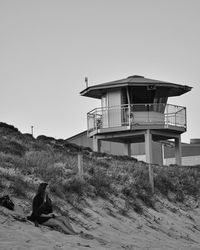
<box><xmin>0</xmin><ymin>0</ymin><xmax>199</xmax><ymax>143</ymax></box>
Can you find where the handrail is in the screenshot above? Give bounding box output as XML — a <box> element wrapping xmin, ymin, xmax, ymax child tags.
<box><xmin>174</xmin><ymin>107</ymin><xmax>185</xmax><ymax>114</ymax></box>
<box><xmin>87</xmin><ymin>103</ymin><xmax>187</xmax><ymax>132</ymax></box>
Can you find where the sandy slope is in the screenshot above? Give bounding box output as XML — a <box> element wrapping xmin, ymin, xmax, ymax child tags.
<box><xmin>1</xmin><ymin>196</ymin><xmax>200</xmax><ymax>250</ymax></box>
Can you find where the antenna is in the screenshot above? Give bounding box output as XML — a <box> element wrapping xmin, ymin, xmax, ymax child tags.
<box><xmin>31</xmin><ymin>126</ymin><xmax>34</xmax><ymax>136</ymax></box>
<box><xmin>85</xmin><ymin>77</ymin><xmax>88</xmax><ymax>88</ymax></box>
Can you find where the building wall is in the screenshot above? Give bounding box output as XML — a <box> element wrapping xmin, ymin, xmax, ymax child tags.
<box><xmin>67</xmin><ymin>131</ymin><xmax>93</xmax><ymax>149</ymax></box>
<box><xmin>131</xmin><ymin>141</ymin><xmax>163</xmax><ymax>165</ymax></box>
<box><xmin>107</xmin><ymin>90</ymin><xmax>121</xmax><ymax>127</ymax></box>
<box><xmin>164</xmin><ymin>144</ymin><xmax>200</xmax><ymax>158</ymax></box>
<box><xmin>67</xmin><ymin>131</ymin><xmax>163</xmax><ymax>165</ymax></box>
<box><xmin>164</xmin><ymin>156</ymin><xmax>200</xmax><ymax>166</ymax></box>
<box><xmin>163</xmin><ymin>142</ymin><xmax>200</xmax><ymax>166</ymax></box>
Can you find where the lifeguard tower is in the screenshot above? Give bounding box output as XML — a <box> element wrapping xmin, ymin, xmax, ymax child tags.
<box><xmin>80</xmin><ymin>75</ymin><xmax>192</xmax><ymax>165</ymax></box>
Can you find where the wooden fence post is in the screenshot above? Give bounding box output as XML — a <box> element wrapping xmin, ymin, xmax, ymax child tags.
<box><xmin>148</xmin><ymin>163</ymin><xmax>154</xmax><ymax>193</ymax></box>
<box><xmin>78</xmin><ymin>153</ymin><xmax>84</xmax><ymax>179</ymax></box>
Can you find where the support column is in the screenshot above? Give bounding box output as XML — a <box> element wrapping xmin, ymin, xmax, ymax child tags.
<box><xmin>175</xmin><ymin>135</ymin><xmax>182</xmax><ymax>165</ymax></box>
<box><xmin>93</xmin><ymin>136</ymin><xmax>101</xmax><ymax>152</ymax></box>
<box><xmin>145</xmin><ymin>129</ymin><xmax>153</xmax><ymax>164</ymax></box>
<box><xmin>124</xmin><ymin>142</ymin><xmax>131</xmax><ymax>156</ymax></box>
<box><xmin>145</xmin><ymin>129</ymin><xmax>154</xmax><ymax>193</ymax></box>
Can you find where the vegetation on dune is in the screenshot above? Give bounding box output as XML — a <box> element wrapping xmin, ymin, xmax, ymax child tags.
<box><xmin>0</xmin><ymin>122</ymin><xmax>200</xmax><ymax>216</ymax></box>
<box><xmin>154</xmin><ymin>165</ymin><xmax>200</xmax><ymax>202</ymax></box>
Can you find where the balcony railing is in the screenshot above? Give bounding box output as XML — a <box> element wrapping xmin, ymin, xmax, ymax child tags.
<box><xmin>87</xmin><ymin>103</ymin><xmax>186</xmax><ymax>133</ymax></box>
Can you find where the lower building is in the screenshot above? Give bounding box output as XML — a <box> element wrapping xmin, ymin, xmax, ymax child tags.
<box><xmin>67</xmin><ymin>132</ymin><xmax>200</xmax><ymax>166</ymax></box>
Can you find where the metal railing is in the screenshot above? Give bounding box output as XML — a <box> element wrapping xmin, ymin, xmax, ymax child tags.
<box><xmin>87</xmin><ymin>103</ymin><xmax>186</xmax><ymax>132</ymax></box>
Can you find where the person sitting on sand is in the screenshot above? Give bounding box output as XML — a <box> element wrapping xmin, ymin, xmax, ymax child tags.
<box><xmin>28</xmin><ymin>182</ymin><xmax>77</xmax><ymax>235</ymax></box>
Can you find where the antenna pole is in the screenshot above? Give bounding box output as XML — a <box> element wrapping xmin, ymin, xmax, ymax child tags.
<box><xmin>85</xmin><ymin>77</ymin><xmax>88</xmax><ymax>88</ymax></box>
<box><xmin>31</xmin><ymin>126</ymin><xmax>34</xmax><ymax>136</ymax></box>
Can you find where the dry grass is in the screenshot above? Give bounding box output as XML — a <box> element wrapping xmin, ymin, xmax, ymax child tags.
<box><xmin>1</xmin><ymin>122</ymin><xmax>200</xmax><ymax>214</ymax></box>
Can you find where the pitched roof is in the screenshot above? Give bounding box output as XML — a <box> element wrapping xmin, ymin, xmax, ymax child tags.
<box><xmin>66</xmin><ymin>130</ymin><xmax>87</xmax><ymax>141</ymax></box>
<box><xmin>80</xmin><ymin>75</ymin><xmax>192</xmax><ymax>99</ymax></box>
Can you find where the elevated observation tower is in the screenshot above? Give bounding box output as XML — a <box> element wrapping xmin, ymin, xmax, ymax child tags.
<box><xmin>80</xmin><ymin>75</ymin><xmax>192</xmax><ymax>165</ymax></box>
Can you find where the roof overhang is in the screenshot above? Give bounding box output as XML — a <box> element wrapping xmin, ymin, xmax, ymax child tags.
<box><xmin>80</xmin><ymin>76</ymin><xmax>192</xmax><ymax>99</ymax></box>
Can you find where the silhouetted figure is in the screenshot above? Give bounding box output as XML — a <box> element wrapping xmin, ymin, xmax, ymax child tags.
<box><xmin>28</xmin><ymin>182</ymin><xmax>77</xmax><ymax>235</ymax></box>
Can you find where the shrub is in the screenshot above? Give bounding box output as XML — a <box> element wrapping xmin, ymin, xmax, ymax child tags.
<box><xmin>132</xmin><ymin>200</ymin><xmax>143</xmax><ymax>214</ymax></box>
<box><xmin>0</xmin><ymin>152</ymin><xmax>20</xmax><ymax>167</ymax></box>
<box><xmin>175</xmin><ymin>189</ymin><xmax>184</xmax><ymax>202</ymax></box>
<box><xmin>96</xmin><ymin>160</ymin><xmax>110</xmax><ymax>169</ymax></box>
<box><xmin>0</xmin><ymin>179</ymin><xmax>4</xmax><ymax>191</ymax></box>
<box><xmin>88</xmin><ymin>167</ymin><xmax>112</xmax><ymax>198</ymax></box>
<box><xmin>30</xmin><ymin>141</ymin><xmax>48</xmax><ymax>151</ymax></box>
<box><xmin>0</xmin><ymin>139</ymin><xmax>26</xmax><ymax>156</ymax></box>
<box><xmin>50</xmin><ymin>183</ymin><xmax>65</xmax><ymax>199</ymax></box>
<box><xmin>62</xmin><ymin>176</ymin><xmax>86</xmax><ymax>197</ymax></box>
<box><xmin>23</xmin><ymin>150</ymin><xmax>55</xmax><ymax>173</ymax></box>
<box><xmin>37</xmin><ymin>135</ymin><xmax>56</xmax><ymax>143</ymax></box>
<box><xmin>154</xmin><ymin>172</ymin><xmax>175</xmax><ymax>195</ymax></box>
<box><xmin>22</xmin><ymin>133</ymin><xmax>35</xmax><ymax>144</ymax></box>
<box><xmin>18</xmin><ymin>150</ymin><xmax>78</xmax><ymax>183</ymax></box>
<box><xmin>0</xmin><ymin>122</ymin><xmax>19</xmax><ymax>133</ymax></box>
<box><xmin>63</xmin><ymin>141</ymin><xmax>82</xmax><ymax>152</ymax></box>
<box><xmin>122</xmin><ymin>180</ymin><xmax>154</xmax><ymax>208</ymax></box>
<box><xmin>2</xmin><ymin>174</ymin><xmax>31</xmax><ymax>198</ymax></box>
<box><xmin>121</xmin><ymin>165</ymin><xmax>155</xmax><ymax>208</ymax></box>
<box><xmin>178</xmin><ymin>169</ymin><xmax>200</xmax><ymax>196</ymax></box>
<box><xmin>10</xmin><ymin>178</ymin><xmax>28</xmax><ymax>197</ymax></box>
<box><xmin>42</xmin><ymin>164</ymin><xmax>66</xmax><ymax>182</ymax></box>
<box><xmin>120</xmin><ymin>199</ymin><xmax>143</xmax><ymax>215</ymax></box>
<box><xmin>154</xmin><ymin>166</ymin><xmax>200</xmax><ymax>200</ymax></box>
<box><xmin>82</xmin><ymin>147</ymin><xmax>92</xmax><ymax>153</ymax></box>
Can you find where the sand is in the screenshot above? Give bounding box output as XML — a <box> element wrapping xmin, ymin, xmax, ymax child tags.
<box><xmin>1</xmin><ymin>195</ymin><xmax>200</xmax><ymax>250</ymax></box>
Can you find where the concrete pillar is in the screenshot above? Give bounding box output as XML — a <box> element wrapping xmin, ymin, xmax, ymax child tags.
<box><xmin>124</xmin><ymin>142</ymin><xmax>131</xmax><ymax>156</ymax></box>
<box><xmin>93</xmin><ymin>136</ymin><xmax>101</xmax><ymax>152</ymax></box>
<box><xmin>175</xmin><ymin>135</ymin><xmax>182</xmax><ymax>165</ymax></box>
<box><xmin>145</xmin><ymin>129</ymin><xmax>153</xmax><ymax>164</ymax></box>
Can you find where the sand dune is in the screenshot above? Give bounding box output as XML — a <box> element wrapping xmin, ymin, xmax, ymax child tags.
<box><xmin>1</xmin><ymin>196</ymin><xmax>200</xmax><ymax>250</ymax></box>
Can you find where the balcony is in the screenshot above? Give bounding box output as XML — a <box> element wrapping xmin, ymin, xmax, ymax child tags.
<box><xmin>87</xmin><ymin>103</ymin><xmax>186</xmax><ymax>136</ymax></box>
